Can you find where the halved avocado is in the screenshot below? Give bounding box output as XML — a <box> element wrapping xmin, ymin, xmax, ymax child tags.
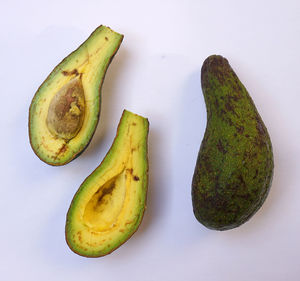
<box><xmin>29</xmin><ymin>26</ymin><xmax>124</xmax><ymax>165</ymax></box>
<box><xmin>65</xmin><ymin>110</ymin><xmax>149</xmax><ymax>257</ymax></box>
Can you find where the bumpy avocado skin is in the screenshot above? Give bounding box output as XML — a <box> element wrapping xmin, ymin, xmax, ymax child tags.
<box><xmin>192</xmin><ymin>55</ymin><xmax>274</xmax><ymax>230</ymax></box>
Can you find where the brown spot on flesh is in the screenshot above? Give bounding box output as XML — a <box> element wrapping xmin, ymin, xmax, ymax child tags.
<box><xmin>105</xmin><ymin>37</ymin><xmax>109</xmax><ymax>41</ymax></box>
<box><xmin>77</xmin><ymin>231</ymin><xmax>82</xmax><ymax>242</ymax></box>
<box><xmin>62</xmin><ymin>69</ymin><xmax>79</xmax><ymax>76</ymax></box>
<box><xmin>127</xmin><ymin>168</ymin><xmax>133</xmax><ymax>174</ymax></box>
<box><xmin>133</xmin><ymin>175</ymin><xmax>140</xmax><ymax>181</ymax></box>
<box><xmin>52</xmin><ymin>143</ymin><xmax>68</xmax><ymax>160</ymax></box>
<box><xmin>132</xmin><ymin>122</ymin><xmax>136</xmax><ymax>126</ymax></box>
<box><xmin>125</xmin><ymin>220</ymin><xmax>134</xmax><ymax>225</ymax></box>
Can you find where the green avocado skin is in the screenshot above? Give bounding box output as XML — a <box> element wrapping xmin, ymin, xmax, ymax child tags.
<box><xmin>192</xmin><ymin>55</ymin><xmax>274</xmax><ymax>230</ymax></box>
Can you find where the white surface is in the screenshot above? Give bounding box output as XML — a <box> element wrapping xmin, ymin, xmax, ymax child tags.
<box><xmin>1</xmin><ymin>0</ymin><xmax>300</xmax><ymax>280</ymax></box>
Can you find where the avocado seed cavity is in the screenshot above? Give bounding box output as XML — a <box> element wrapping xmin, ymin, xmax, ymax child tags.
<box><xmin>46</xmin><ymin>77</ymin><xmax>85</xmax><ymax>140</ymax></box>
<box><xmin>83</xmin><ymin>170</ymin><xmax>127</xmax><ymax>232</ymax></box>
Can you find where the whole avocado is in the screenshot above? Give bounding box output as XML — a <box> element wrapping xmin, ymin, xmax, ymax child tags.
<box><xmin>192</xmin><ymin>55</ymin><xmax>274</xmax><ymax>230</ymax></box>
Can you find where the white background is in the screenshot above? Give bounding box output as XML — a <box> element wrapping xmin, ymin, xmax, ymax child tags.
<box><xmin>1</xmin><ymin>0</ymin><xmax>300</xmax><ymax>280</ymax></box>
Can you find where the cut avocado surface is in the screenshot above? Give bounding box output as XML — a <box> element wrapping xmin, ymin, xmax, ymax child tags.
<box><xmin>29</xmin><ymin>25</ymin><xmax>123</xmax><ymax>165</ymax></box>
<box><xmin>65</xmin><ymin>110</ymin><xmax>149</xmax><ymax>257</ymax></box>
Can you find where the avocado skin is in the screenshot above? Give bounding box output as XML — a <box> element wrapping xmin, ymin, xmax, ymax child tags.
<box><xmin>192</xmin><ymin>55</ymin><xmax>274</xmax><ymax>230</ymax></box>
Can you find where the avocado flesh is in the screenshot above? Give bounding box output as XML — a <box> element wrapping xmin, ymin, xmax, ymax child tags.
<box><xmin>29</xmin><ymin>26</ymin><xmax>123</xmax><ymax>165</ymax></box>
<box><xmin>192</xmin><ymin>55</ymin><xmax>274</xmax><ymax>230</ymax></box>
<box><xmin>66</xmin><ymin>110</ymin><xmax>149</xmax><ymax>257</ymax></box>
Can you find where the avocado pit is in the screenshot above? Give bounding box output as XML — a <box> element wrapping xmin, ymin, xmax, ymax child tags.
<box><xmin>46</xmin><ymin>77</ymin><xmax>85</xmax><ymax>140</ymax></box>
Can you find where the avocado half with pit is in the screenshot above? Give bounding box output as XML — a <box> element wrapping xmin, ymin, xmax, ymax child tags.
<box><xmin>29</xmin><ymin>26</ymin><xmax>123</xmax><ymax>165</ymax></box>
<box><xmin>66</xmin><ymin>110</ymin><xmax>149</xmax><ymax>257</ymax></box>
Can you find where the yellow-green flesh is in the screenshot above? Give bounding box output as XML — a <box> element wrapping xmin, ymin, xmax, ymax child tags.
<box><xmin>66</xmin><ymin>110</ymin><xmax>149</xmax><ymax>257</ymax></box>
<box><xmin>29</xmin><ymin>26</ymin><xmax>123</xmax><ymax>165</ymax></box>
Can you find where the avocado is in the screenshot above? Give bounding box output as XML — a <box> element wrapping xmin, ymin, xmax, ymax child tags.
<box><xmin>29</xmin><ymin>26</ymin><xmax>123</xmax><ymax>165</ymax></box>
<box><xmin>65</xmin><ymin>110</ymin><xmax>149</xmax><ymax>257</ymax></box>
<box><xmin>192</xmin><ymin>55</ymin><xmax>274</xmax><ymax>230</ymax></box>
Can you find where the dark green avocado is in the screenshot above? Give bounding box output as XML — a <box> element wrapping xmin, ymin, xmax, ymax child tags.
<box><xmin>192</xmin><ymin>55</ymin><xmax>274</xmax><ymax>230</ymax></box>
